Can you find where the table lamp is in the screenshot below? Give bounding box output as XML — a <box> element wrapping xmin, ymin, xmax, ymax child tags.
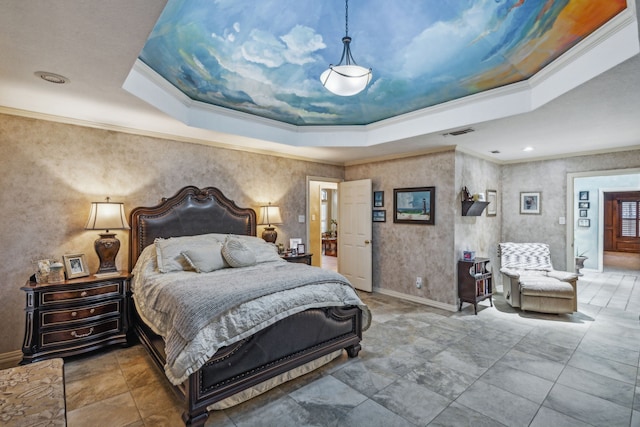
<box><xmin>85</xmin><ymin>197</ymin><xmax>130</xmax><ymax>275</ymax></box>
<box><xmin>258</xmin><ymin>203</ymin><xmax>282</xmax><ymax>243</ymax></box>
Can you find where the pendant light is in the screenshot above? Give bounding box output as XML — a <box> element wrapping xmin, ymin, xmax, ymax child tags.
<box><xmin>320</xmin><ymin>0</ymin><xmax>372</xmax><ymax>96</ymax></box>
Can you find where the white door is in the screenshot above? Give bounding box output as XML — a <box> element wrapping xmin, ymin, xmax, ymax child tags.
<box><xmin>338</xmin><ymin>179</ymin><xmax>372</xmax><ymax>292</ymax></box>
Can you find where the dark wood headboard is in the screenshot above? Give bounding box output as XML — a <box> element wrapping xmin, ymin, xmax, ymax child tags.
<box><xmin>129</xmin><ymin>186</ymin><xmax>256</xmax><ymax>270</ymax></box>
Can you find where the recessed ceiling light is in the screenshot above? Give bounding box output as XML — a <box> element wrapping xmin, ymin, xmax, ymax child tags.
<box><xmin>34</xmin><ymin>71</ymin><xmax>69</xmax><ymax>84</ymax></box>
<box><xmin>523</xmin><ymin>146</ymin><xmax>534</xmax><ymax>152</ymax></box>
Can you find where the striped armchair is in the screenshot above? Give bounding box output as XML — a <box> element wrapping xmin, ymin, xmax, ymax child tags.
<box><xmin>498</xmin><ymin>242</ymin><xmax>578</xmax><ymax>314</ymax></box>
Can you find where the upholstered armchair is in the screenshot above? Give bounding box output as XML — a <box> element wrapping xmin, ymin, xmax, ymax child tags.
<box><xmin>498</xmin><ymin>242</ymin><xmax>578</xmax><ymax>314</ymax></box>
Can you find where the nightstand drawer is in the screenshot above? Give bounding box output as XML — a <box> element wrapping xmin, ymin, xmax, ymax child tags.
<box><xmin>41</xmin><ymin>318</ymin><xmax>121</xmax><ymax>347</ymax></box>
<box><xmin>41</xmin><ymin>300</ymin><xmax>121</xmax><ymax>327</ymax></box>
<box><xmin>40</xmin><ymin>281</ymin><xmax>123</xmax><ymax>306</ymax></box>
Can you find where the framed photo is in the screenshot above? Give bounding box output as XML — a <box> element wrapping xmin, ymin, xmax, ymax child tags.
<box><xmin>579</xmin><ymin>209</ymin><xmax>588</xmax><ymax>218</ymax></box>
<box><xmin>486</xmin><ymin>189</ymin><xmax>497</xmax><ymax>217</ymax></box>
<box><xmin>289</xmin><ymin>238</ymin><xmax>302</xmax><ymax>251</ymax></box>
<box><xmin>297</xmin><ymin>243</ymin><xmax>305</xmax><ymax>254</ymax></box>
<box><xmin>373</xmin><ymin>191</ymin><xmax>384</xmax><ymax>207</ymax></box>
<box><xmin>579</xmin><ymin>191</ymin><xmax>589</xmax><ymax>201</ymax></box>
<box><xmin>393</xmin><ymin>187</ymin><xmax>435</xmax><ymax>225</ymax></box>
<box><xmin>578</xmin><ymin>219</ymin><xmax>591</xmax><ymax>227</ymax></box>
<box><xmin>520</xmin><ymin>192</ymin><xmax>541</xmax><ymax>214</ymax></box>
<box><xmin>320</xmin><ymin>189</ymin><xmax>327</xmax><ymax>202</ymax></box>
<box><xmin>578</xmin><ymin>202</ymin><xmax>590</xmax><ymax>209</ymax></box>
<box><xmin>372</xmin><ymin>210</ymin><xmax>386</xmax><ymax>222</ymax></box>
<box><xmin>63</xmin><ymin>253</ymin><xmax>90</xmax><ymax>279</ymax></box>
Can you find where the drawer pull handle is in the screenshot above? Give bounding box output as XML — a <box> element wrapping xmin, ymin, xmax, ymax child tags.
<box><xmin>71</xmin><ymin>327</ymin><xmax>94</xmax><ymax>338</ymax></box>
<box><xmin>90</xmin><ymin>308</ymin><xmax>95</xmax><ymax>314</ymax></box>
<box><xmin>71</xmin><ymin>311</ymin><xmax>77</xmax><ymax>317</ymax></box>
<box><xmin>80</xmin><ymin>291</ymin><xmax>88</xmax><ymax>297</ymax></box>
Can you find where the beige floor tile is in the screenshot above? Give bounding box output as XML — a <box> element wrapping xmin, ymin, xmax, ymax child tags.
<box><xmin>130</xmin><ymin>378</ymin><xmax>183</xmax><ymax>419</ymax></box>
<box><xmin>67</xmin><ymin>391</ymin><xmax>141</xmax><ymax>427</ymax></box>
<box><xmin>66</xmin><ymin>368</ymin><xmax>130</xmax><ymax>411</ymax></box>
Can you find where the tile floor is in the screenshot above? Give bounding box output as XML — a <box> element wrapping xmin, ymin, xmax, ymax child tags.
<box><xmin>64</xmin><ymin>268</ymin><xmax>640</xmax><ymax>426</ymax></box>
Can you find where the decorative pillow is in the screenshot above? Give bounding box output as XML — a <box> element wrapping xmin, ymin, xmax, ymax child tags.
<box><xmin>234</xmin><ymin>235</ymin><xmax>283</xmax><ymax>263</ymax></box>
<box><xmin>221</xmin><ymin>237</ymin><xmax>257</xmax><ymax>268</ymax></box>
<box><xmin>155</xmin><ymin>234</ymin><xmax>224</xmax><ymax>273</ymax></box>
<box><xmin>181</xmin><ymin>243</ymin><xmax>227</xmax><ymax>273</ymax></box>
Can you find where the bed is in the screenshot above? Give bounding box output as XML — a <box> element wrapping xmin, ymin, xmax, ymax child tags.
<box><xmin>128</xmin><ymin>186</ymin><xmax>368</xmax><ymax>426</ymax></box>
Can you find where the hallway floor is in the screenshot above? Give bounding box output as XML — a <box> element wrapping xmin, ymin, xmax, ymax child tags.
<box><xmin>64</xmin><ymin>268</ymin><xmax>640</xmax><ymax>426</ymax></box>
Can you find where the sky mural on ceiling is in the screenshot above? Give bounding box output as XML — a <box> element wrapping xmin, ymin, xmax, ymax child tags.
<box><xmin>139</xmin><ymin>0</ymin><xmax>626</xmax><ymax>126</ymax></box>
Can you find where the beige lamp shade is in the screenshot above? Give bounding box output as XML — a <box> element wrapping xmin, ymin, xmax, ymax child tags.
<box><xmin>85</xmin><ymin>201</ymin><xmax>130</xmax><ymax>231</ymax></box>
<box><xmin>258</xmin><ymin>204</ymin><xmax>283</xmax><ymax>226</ymax></box>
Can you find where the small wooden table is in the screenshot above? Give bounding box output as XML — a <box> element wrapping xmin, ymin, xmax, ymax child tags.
<box><xmin>322</xmin><ymin>237</ymin><xmax>337</xmax><ymax>256</ymax></box>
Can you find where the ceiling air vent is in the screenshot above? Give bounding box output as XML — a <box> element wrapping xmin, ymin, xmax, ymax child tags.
<box><xmin>443</xmin><ymin>128</ymin><xmax>475</xmax><ymax>137</ymax></box>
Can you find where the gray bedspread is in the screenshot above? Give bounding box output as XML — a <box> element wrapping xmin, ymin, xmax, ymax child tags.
<box><xmin>156</xmin><ymin>262</ymin><xmax>352</xmax><ymax>360</ymax></box>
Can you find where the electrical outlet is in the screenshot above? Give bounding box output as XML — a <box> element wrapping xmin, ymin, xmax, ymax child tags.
<box><xmin>415</xmin><ymin>277</ymin><xmax>422</xmax><ymax>289</ymax></box>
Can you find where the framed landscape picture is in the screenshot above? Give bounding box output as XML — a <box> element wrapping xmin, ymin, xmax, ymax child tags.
<box><xmin>393</xmin><ymin>187</ymin><xmax>435</xmax><ymax>225</ymax></box>
<box><xmin>373</xmin><ymin>191</ymin><xmax>384</xmax><ymax>207</ymax></box>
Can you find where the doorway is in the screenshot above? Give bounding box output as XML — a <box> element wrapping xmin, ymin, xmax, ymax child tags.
<box><xmin>603</xmin><ymin>191</ymin><xmax>640</xmax><ymax>272</ymax></box>
<box><xmin>567</xmin><ymin>168</ymin><xmax>640</xmax><ymax>273</ymax></box>
<box><xmin>307</xmin><ymin>177</ymin><xmax>340</xmax><ymax>271</ymax></box>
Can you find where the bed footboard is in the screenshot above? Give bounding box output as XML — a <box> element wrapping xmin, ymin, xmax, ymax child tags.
<box><xmin>132</xmin><ymin>303</ymin><xmax>362</xmax><ymax>427</ymax></box>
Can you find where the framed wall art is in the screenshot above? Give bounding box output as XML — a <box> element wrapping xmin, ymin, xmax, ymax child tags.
<box><xmin>486</xmin><ymin>189</ymin><xmax>497</xmax><ymax>217</ymax></box>
<box><xmin>578</xmin><ymin>219</ymin><xmax>591</xmax><ymax>227</ymax></box>
<box><xmin>520</xmin><ymin>192</ymin><xmax>541</xmax><ymax>214</ymax></box>
<box><xmin>393</xmin><ymin>187</ymin><xmax>435</xmax><ymax>225</ymax></box>
<box><xmin>63</xmin><ymin>253</ymin><xmax>90</xmax><ymax>279</ymax></box>
<box><xmin>579</xmin><ymin>209</ymin><xmax>588</xmax><ymax>218</ymax></box>
<box><xmin>579</xmin><ymin>191</ymin><xmax>589</xmax><ymax>201</ymax></box>
<box><xmin>373</xmin><ymin>191</ymin><xmax>384</xmax><ymax>207</ymax></box>
<box><xmin>372</xmin><ymin>210</ymin><xmax>386</xmax><ymax>222</ymax></box>
<box><xmin>578</xmin><ymin>202</ymin><xmax>590</xmax><ymax>209</ymax></box>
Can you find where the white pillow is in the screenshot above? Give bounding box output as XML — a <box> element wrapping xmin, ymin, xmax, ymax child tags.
<box><xmin>155</xmin><ymin>234</ymin><xmax>224</xmax><ymax>273</ymax></box>
<box><xmin>221</xmin><ymin>237</ymin><xmax>256</xmax><ymax>268</ymax></box>
<box><xmin>181</xmin><ymin>242</ymin><xmax>227</xmax><ymax>273</ymax></box>
<box><xmin>233</xmin><ymin>235</ymin><xmax>283</xmax><ymax>263</ymax></box>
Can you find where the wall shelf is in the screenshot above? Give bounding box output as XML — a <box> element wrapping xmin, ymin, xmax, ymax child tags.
<box><xmin>461</xmin><ymin>200</ymin><xmax>489</xmax><ymax>216</ymax></box>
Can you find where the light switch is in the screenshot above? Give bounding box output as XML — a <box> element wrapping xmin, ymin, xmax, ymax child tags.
<box><xmin>311</xmin><ymin>214</ymin><xmax>316</xmax><ymax>221</ymax></box>
<box><xmin>298</xmin><ymin>215</ymin><xmax>305</xmax><ymax>223</ymax></box>
<box><xmin>559</xmin><ymin>216</ymin><xmax>566</xmax><ymax>225</ymax></box>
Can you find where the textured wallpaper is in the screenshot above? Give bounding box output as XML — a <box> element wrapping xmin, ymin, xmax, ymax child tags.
<box><xmin>0</xmin><ymin>113</ymin><xmax>343</xmax><ymax>355</ymax></box>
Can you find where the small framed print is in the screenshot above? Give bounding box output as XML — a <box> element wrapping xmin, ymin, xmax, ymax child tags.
<box><xmin>372</xmin><ymin>210</ymin><xmax>386</xmax><ymax>222</ymax></box>
<box><xmin>579</xmin><ymin>209</ymin><xmax>588</xmax><ymax>218</ymax></box>
<box><xmin>578</xmin><ymin>202</ymin><xmax>590</xmax><ymax>209</ymax></box>
<box><xmin>579</xmin><ymin>191</ymin><xmax>589</xmax><ymax>201</ymax></box>
<box><xmin>63</xmin><ymin>253</ymin><xmax>90</xmax><ymax>279</ymax></box>
<box><xmin>297</xmin><ymin>243</ymin><xmax>305</xmax><ymax>254</ymax></box>
<box><xmin>373</xmin><ymin>191</ymin><xmax>384</xmax><ymax>207</ymax></box>
<box><xmin>486</xmin><ymin>189</ymin><xmax>497</xmax><ymax>217</ymax></box>
<box><xmin>578</xmin><ymin>219</ymin><xmax>591</xmax><ymax>227</ymax></box>
<box><xmin>520</xmin><ymin>192</ymin><xmax>541</xmax><ymax>214</ymax></box>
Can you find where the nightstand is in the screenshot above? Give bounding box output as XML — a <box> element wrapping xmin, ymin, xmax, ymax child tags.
<box><xmin>281</xmin><ymin>253</ymin><xmax>313</xmax><ymax>265</ymax></box>
<box><xmin>20</xmin><ymin>272</ymin><xmax>129</xmax><ymax>364</ymax></box>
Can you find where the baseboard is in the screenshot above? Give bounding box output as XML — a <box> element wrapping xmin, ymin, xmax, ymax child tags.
<box><xmin>373</xmin><ymin>288</ymin><xmax>458</xmax><ymax>312</ymax></box>
<box><xmin>0</xmin><ymin>350</ymin><xmax>23</xmax><ymax>369</ymax></box>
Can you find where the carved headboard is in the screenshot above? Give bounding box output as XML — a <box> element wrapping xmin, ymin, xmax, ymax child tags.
<box><xmin>129</xmin><ymin>186</ymin><xmax>256</xmax><ymax>270</ymax></box>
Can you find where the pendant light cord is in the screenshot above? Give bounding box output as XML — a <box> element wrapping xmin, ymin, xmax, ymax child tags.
<box><xmin>345</xmin><ymin>0</ymin><xmax>349</xmax><ymax>37</ymax></box>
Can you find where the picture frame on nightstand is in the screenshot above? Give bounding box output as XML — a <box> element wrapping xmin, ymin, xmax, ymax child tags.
<box><xmin>63</xmin><ymin>253</ymin><xmax>90</xmax><ymax>279</ymax></box>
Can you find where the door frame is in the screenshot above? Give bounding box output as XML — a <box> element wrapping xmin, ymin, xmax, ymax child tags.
<box><xmin>566</xmin><ymin>167</ymin><xmax>640</xmax><ymax>272</ymax></box>
<box><xmin>306</xmin><ymin>176</ymin><xmax>342</xmax><ymax>266</ymax></box>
